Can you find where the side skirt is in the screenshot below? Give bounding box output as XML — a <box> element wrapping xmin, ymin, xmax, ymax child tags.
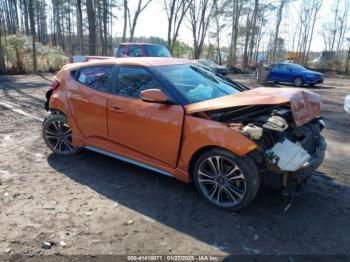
<box><xmin>84</xmin><ymin>146</ymin><xmax>175</xmax><ymax>178</ymax></box>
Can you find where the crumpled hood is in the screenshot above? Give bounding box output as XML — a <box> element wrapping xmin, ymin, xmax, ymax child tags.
<box><xmin>185</xmin><ymin>87</ymin><xmax>321</xmax><ymax>126</ymax></box>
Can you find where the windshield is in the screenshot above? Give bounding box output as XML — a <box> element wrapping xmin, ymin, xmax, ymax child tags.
<box><xmin>144</xmin><ymin>45</ymin><xmax>171</xmax><ymax>57</ymax></box>
<box><xmin>289</xmin><ymin>63</ymin><xmax>306</xmax><ymax>71</ymax></box>
<box><xmin>155</xmin><ymin>64</ymin><xmax>240</xmax><ymax>104</ymax></box>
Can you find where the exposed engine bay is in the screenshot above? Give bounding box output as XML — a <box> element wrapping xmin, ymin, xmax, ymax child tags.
<box><xmin>206</xmin><ymin>104</ymin><xmax>326</xmax><ymax>189</ymax></box>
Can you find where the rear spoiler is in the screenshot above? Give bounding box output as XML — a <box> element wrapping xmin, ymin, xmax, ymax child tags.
<box><xmin>68</xmin><ymin>55</ymin><xmax>114</xmax><ymax>63</ymax></box>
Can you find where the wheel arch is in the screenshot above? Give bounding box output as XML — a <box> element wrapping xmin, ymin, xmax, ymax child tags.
<box><xmin>176</xmin><ymin>116</ymin><xmax>257</xmax><ymax>182</ymax></box>
<box><xmin>188</xmin><ymin>145</ymin><xmax>223</xmax><ymax>179</ymax></box>
<box><xmin>49</xmin><ymin>108</ymin><xmax>67</xmax><ymax>117</ymax></box>
<box><xmin>294</xmin><ymin>75</ymin><xmax>304</xmax><ymax>81</ymax></box>
<box><xmin>48</xmin><ymin>92</ymin><xmax>84</xmax><ymax>146</ymax></box>
<box><xmin>188</xmin><ymin>145</ymin><xmax>258</xmax><ymax>181</ymax></box>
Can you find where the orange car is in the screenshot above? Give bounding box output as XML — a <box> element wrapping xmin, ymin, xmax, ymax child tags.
<box><xmin>43</xmin><ymin>58</ymin><xmax>326</xmax><ymax>211</ymax></box>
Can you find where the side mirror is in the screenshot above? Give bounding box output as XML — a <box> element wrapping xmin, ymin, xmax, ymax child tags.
<box><xmin>141</xmin><ymin>89</ymin><xmax>168</xmax><ymax>104</ymax></box>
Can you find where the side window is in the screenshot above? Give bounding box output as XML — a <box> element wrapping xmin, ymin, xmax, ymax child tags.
<box><xmin>128</xmin><ymin>46</ymin><xmax>143</xmax><ymax>57</ymax></box>
<box><xmin>116</xmin><ymin>66</ymin><xmax>161</xmax><ymax>98</ymax></box>
<box><xmin>274</xmin><ymin>64</ymin><xmax>282</xmax><ymax>69</ymax></box>
<box><xmin>117</xmin><ymin>46</ymin><xmax>127</xmax><ymax>57</ymax></box>
<box><xmin>279</xmin><ymin>64</ymin><xmax>289</xmax><ymax>70</ymax></box>
<box><xmin>78</xmin><ymin>66</ymin><xmax>114</xmax><ymax>93</ymax></box>
<box><xmin>274</xmin><ymin>64</ymin><xmax>289</xmax><ymax>70</ymax></box>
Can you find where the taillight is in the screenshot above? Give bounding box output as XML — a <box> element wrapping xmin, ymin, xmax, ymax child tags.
<box><xmin>51</xmin><ymin>79</ymin><xmax>60</xmax><ymax>92</ymax></box>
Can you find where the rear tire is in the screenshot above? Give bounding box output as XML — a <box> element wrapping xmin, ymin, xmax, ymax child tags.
<box><xmin>294</xmin><ymin>77</ymin><xmax>304</xmax><ymax>87</ymax></box>
<box><xmin>193</xmin><ymin>148</ymin><xmax>260</xmax><ymax>211</ymax></box>
<box><xmin>42</xmin><ymin>114</ymin><xmax>80</xmax><ymax>155</ymax></box>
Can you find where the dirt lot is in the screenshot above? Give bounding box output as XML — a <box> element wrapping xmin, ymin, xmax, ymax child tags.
<box><xmin>0</xmin><ymin>73</ymin><xmax>350</xmax><ymax>258</ymax></box>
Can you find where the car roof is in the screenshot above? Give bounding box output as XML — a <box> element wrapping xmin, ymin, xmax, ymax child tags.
<box><xmin>63</xmin><ymin>57</ymin><xmax>191</xmax><ymax>70</ymax></box>
<box><xmin>119</xmin><ymin>42</ymin><xmax>163</xmax><ymax>46</ymax></box>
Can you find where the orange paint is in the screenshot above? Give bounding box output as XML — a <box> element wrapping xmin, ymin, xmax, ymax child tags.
<box><xmin>48</xmin><ymin>58</ymin><xmax>321</xmax><ymax>183</ymax></box>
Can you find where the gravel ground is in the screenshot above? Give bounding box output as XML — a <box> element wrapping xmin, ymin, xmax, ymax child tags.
<box><xmin>0</xmin><ymin>73</ymin><xmax>349</xmax><ymax>258</ymax></box>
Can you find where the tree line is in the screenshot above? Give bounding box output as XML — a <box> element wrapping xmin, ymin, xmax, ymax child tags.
<box><xmin>0</xmin><ymin>0</ymin><xmax>349</xmax><ymax>74</ymax></box>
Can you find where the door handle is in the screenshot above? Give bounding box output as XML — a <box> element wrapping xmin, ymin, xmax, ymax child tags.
<box><xmin>110</xmin><ymin>106</ymin><xmax>123</xmax><ymax>113</ymax></box>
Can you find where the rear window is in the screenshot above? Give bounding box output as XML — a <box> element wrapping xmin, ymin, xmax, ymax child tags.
<box><xmin>128</xmin><ymin>46</ymin><xmax>144</xmax><ymax>57</ymax></box>
<box><xmin>77</xmin><ymin>66</ymin><xmax>114</xmax><ymax>93</ymax></box>
<box><xmin>144</xmin><ymin>45</ymin><xmax>171</xmax><ymax>57</ymax></box>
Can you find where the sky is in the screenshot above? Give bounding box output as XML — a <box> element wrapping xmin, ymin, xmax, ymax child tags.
<box><xmin>115</xmin><ymin>0</ymin><xmax>350</xmax><ymax>52</ymax></box>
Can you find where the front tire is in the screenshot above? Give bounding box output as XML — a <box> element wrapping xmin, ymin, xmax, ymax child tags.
<box><xmin>193</xmin><ymin>148</ymin><xmax>260</xmax><ymax>211</ymax></box>
<box><xmin>42</xmin><ymin>114</ymin><xmax>80</xmax><ymax>155</ymax></box>
<box><xmin>294</xmin><ymin>77</ymin><xmax>304</xmax><ymax>87</ymax></box>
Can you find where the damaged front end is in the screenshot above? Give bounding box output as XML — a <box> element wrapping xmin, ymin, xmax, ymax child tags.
<box><xmin>195</xmin><ymin>89</ymin><xmax>327</xmax><ymax>191</ymax></box>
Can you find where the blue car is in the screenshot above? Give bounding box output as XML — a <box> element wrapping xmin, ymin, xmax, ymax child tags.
<box><xmin>267</xmin><ymin>62</ymin><xmax>324</xmax><ymax>87</ymax></box>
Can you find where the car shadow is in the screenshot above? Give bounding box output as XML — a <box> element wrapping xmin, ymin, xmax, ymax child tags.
<box><xmin>274</xmin><ymin>82</ymin><xmax>335</xmax><ymax>90</ymax></box>
<box><xmin>47</xmin><ymin>150</ymin><xmax>350</xmax><ymax>254</ymax></box>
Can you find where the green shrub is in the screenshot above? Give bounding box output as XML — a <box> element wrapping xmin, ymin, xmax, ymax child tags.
<box><xmin>4</xmin><ymin>34</ymin><xmax>67</xmax><ymax>74</ymax></box>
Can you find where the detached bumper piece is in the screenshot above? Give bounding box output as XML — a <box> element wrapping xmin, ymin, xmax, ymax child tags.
<box><xmin>267</xmin><ymin>136</ymin><xmax>326</xmax><ymax>176</ymax></box>
<box><xmin>266</xmin><ymin>139</ymin><xmax>311</xmax><ymax>172</ymax></box>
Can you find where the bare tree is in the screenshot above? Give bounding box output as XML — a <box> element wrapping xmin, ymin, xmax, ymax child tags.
<box><xmin>330</xmin><ymin>0</ymin><xmax>340</xmax><ymax>52</ymax></box>
<box><xmin>189</xmin><ymin>0</ymin><xmax>217</xmax><ymax>59</ymax></box>
<box><xmin>335</xmin><ymin>0</ymin><xmax>349</xmax><ymax>67</ymax></box>
<box><xmin>321</xmin><ymin>0</ymin><xmax>349</xmax><ymax>68</ymax></box>
<box><xmin>28</xmin><ymin>0</ymin><xmax>37</xmax><ymax>72</ymax></box>
<box><xmin>271</xmin><ymin>0</ymin><xmax>288</xmax><ymax>62</ymax></box>
<box><xmin>122</xmin><ymin>0</ymin><xmax>128</xmax><ymax>42</ymax></box>
<box><xmin>76</xmin><ymin>0</ymin><xmax>83</xmax><ymax>54</ymax></box>
<box><xmin>127</xmin><ymin>0</ymin><xmax>153</xmax><ymax>41</ymax></box>
<box><xmin>294</xmin><ymin>0</ymin><xmax>322</xmax><ymax>65</ymax></box>
<box><xmin>164</xmin><ymin>0</ymin><xmax>192</xmax><ymax>53</ymax></box>
<box><xmin>304</xmin><ymin>0</ymin><xmax>322</xmax><ymax>65</ymax></box>
<box><xmin>242</xmin><ymin>1</ymin><xmax>254</xmax><ymax>69</ymax></box>
<box><xmin>0</xmin><ymin>11</ymin><xmax>5</xmax><ymax>74</ymax></box>
<box><xmin>209</xmin><ymin>0</ymin><xmax>225</xmax><ymax>64</ymax></box>
<box><xmin>228</xmin><ymin>0</ymin><xmax>244</xmax><ymax>67</ymax></box>
<box><xmin>86</xmin><ymin>0</ymin><xmax>96</xmax><ymax>55</ymax></box>
<box><xmin>248</xmin><ymin>0</ymin><xmax>259</xmax><ymax>65</ymax></box>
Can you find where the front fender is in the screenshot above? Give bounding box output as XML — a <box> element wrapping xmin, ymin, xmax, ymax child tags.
<box><xmin>177</xmin><ymin>116</ymin><xmax>257</xmax><ymax>175</ymax></box>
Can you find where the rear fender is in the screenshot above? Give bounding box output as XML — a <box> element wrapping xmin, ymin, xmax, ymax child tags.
<box><xmin>48</xmin><ymin>72</ymin><xmax>84</xmax><ymax>147</ymax></box>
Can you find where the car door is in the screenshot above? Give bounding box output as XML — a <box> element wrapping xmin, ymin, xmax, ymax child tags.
<box><xmin>267</xmin><ymin>64</ymin><xmax>278</xmax><ymax>81</ymax></box>
<box><xmin>269</xmin><ymin>64</ymin><xmax>284</xmax><ymax>81</ymax></box>
<box><xmin>107</xmin><ymin>66</ymin><xmax>184</xmax><ymax>168</ymax></box>
<box><xmin>277</xmin><ymin>64</ymin><xmax>293</xmax><ymax>82</ymax></box>
<box><xmin>67</xmin><ymin>65</ymin><xmax>115</xmax><ymax>142</ymax></box>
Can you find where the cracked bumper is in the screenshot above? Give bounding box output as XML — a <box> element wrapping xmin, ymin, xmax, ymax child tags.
<box><xmin>295</xmin><ymin>136</ymin><xmax>327</xmax><ymax>182</ymax></box>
